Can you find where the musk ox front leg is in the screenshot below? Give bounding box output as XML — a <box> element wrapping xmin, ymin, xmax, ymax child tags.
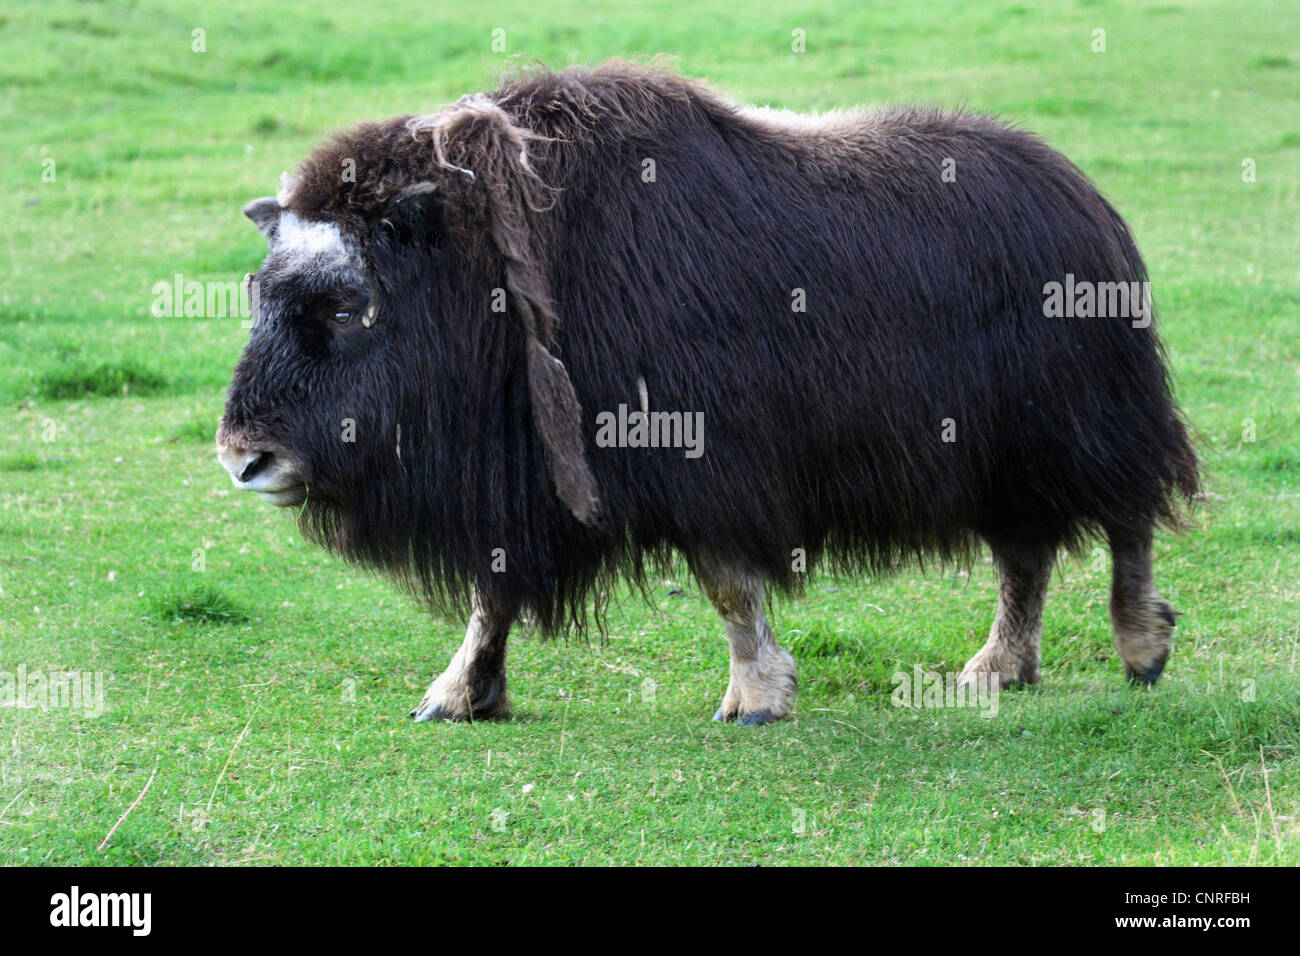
<box><xmin>694</xmin><ymin>561</ymin><xmax>798</xmax><ymax>726</ymax></box>
<box><xmin>958</xmin><ymin>541</ymin><xmax>1055</xmax><ymax>690</ymax></box>
<box><xmin>410</xmin><ymin>591</ymin><xmax>516</xmax><ymax>722</ymax></box>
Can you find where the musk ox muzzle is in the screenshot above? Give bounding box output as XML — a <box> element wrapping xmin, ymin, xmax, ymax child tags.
<box><xmin>217</xmin><ymin>61</ymin><xmax>1198</xmax><ymax>727</ymax></box>
<box><xmin>214</xmin><ymin>424</ymin><xmax>308</xmax><ymax>508</ymax></box>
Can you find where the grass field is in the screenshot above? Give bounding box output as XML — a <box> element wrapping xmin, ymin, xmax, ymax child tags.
<box><xmin>2</xmin><ymin>0</ymin><xmax>1298</xmax><ymax>865</ymax></box>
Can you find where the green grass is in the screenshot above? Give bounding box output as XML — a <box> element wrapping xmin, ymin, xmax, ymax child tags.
<box><xmin>2</xmin><ymin>0</ymin><xmax>1298</xmax><ymax>865</ymax></box>
<box><xmin>31</xmin><ymin>359</ymin><xmax>171</xmax><ymax>400</ymax></box>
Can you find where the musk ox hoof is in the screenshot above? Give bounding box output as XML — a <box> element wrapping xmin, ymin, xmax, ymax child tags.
<box><xmin>713</xmin><ymin>705</ymin><xmax>782</xmax><ymax>726</ymax></box>
<box><xmin>1125</xmin><ymin>656</ymin><xmax>1168</xmax><ymax>687</ymax></box>
<box><xmin>712</xmin><ymin>648</ymin><xmax>798</xmax><ymax>725</ymax></box>
<box><xmin>956</xmin><ymin>647</ymin><xmax>1038</xmax><ymax>691</ymax></box>
<box><xmin>410</xmin><ymin>675</ymin><xmax>511</xmax><ymax>722</ymax></box>
<box><xmin>1113</xmin><ymin>596</ymin><xmax>1177</xmax><ymax>687</ymax></box>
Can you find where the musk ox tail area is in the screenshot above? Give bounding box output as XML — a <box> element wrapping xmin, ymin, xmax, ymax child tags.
<box><xmin>278</xmin><ymin>61</ymin><xmax>1198</xmax><ymax>638</ymax></box>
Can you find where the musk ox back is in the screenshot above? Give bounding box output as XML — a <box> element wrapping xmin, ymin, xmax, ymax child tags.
<box><xmin>216</xmin><ymin>62</ymin><xmax>1197</xmax><ymax>726</ymax></box>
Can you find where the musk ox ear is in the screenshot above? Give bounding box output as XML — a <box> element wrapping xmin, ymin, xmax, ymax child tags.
<box><xmin>243</xmin><ymin>196</ymin><xmax>281</xmax><ymax>242</ymax></box>
<box><xmin>407</xmin><ymin>97</ymin><xmax>601</xmax><ymax>526</ymax></box>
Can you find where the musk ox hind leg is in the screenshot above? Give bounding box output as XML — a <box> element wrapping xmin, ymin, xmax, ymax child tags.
<box><xmin>693</xmin><ymin>560</ymin><xmax>798</xmax><ymax>726</ymax></box>
<box><xmin>410</xmin><ymin>590</ymin><xmax>516</xmax><ymax>722</ymax></box>
<box><xmin>958</xmin><ymin>541</ymin><xmax>1055</xmax><ymax>691</ymax></box>
<box><xmin>1109</xmin><ymin>525</ymin><xmax>1178</xmax><ymax>686</ymax></box>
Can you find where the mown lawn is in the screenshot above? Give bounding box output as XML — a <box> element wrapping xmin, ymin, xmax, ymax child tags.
<box><xmin>1</xmin><ymin>0</ymin><xmax>1297</xmax><ymax>865</ymax></box>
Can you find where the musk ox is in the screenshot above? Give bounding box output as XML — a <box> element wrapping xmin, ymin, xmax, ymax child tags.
<box><xmin>216</xmin><ymin>61</ymin><xmax>1198</xmax><ymax>726</ymax></box>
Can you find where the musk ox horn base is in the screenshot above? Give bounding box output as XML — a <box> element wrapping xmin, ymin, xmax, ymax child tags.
<box><xmin>527</xmin><ymin>339</ymin><xmax>601</xmax><ymax>526</ymax></box>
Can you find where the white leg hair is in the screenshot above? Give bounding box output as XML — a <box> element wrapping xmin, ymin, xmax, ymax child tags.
<box><xmin>693</xmin><ymin>557</ymin><xmax>798</xmax><ymax>726</ymax></box>
<box><xmin>411</xmin><ymin>589</ymin><xmax>514</xmax><ymax>722</ymax></box>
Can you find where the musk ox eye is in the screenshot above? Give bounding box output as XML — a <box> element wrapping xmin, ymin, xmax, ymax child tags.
<box><xmin>323</xmin><ymin>296</ymin><xmax>374</xmax><ymax>333</ymax></box>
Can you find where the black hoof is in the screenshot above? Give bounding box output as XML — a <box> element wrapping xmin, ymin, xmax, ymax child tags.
<box><xmin>712</xmin><ymin>707</ymin><xmax>732</xmax><ymax>722</ymax></box>
<box><xmin>1126</xmin><ymin>659</ymin><xmax>1167</xmax><ymax>686</ymax></box>
<box><xmin>737</xmin><ymin>709</ymin><xmax>776</xmax><ymax>726</ymax></box>
<box><xmin>411</xmin><ymin>676</ymin><xmax>507</xmax><ymax>722</ymax></box>
<box><xmin>411</xmin><ymin>703</ymin><xmax>458</xmax><ymax>721</ymax></box>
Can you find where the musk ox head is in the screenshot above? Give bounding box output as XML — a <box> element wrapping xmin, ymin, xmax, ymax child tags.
<box><xmin>216</xmin><ymin>95</ymin><xmax>601</xmax><ymax>578</ymax></box>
